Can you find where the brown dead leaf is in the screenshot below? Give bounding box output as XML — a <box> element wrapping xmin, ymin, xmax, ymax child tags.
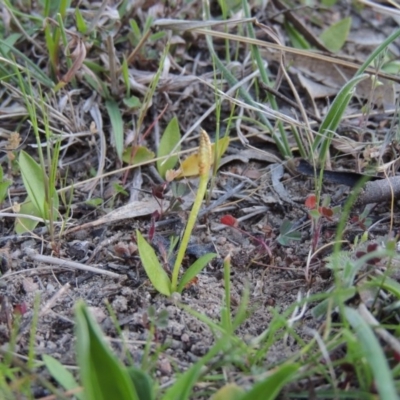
<box><xmin>219</xmin><ymin>148</ymin><xmax>281</xmax><ymax>168</ymax></box>
<box><xmin>276</xmin><ymin>51</ymin><xmax>396</xmax><ymax>106</ymax></box>
<box><xmin>297</xmin><ymin>73</ymin><xmax>339</xmax><ymax>99</ymax></box>
<box><xmin>331</xmin><ymin>136</ymin><xmax>366</xmax><ymax>157</ymax></box>
<box><xmin>60</xmin><ymin>37</ymin><xmax>87</xmax><ymax>85</ymax></box>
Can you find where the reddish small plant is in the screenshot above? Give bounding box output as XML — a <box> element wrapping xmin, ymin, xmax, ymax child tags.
<box><xmin>355</xmin><ymin>243</ymin><xmax>382</xmax><ymax>266</ymax></box>
<box><xmin>305</xmin><ymin>194</ymin><xmax>334</xmax><ymax>252</ymax></box>
<box><xmin>220</xmin><ymin>215</ymin><xmax>272</xmax><ymax>258</ymax></box>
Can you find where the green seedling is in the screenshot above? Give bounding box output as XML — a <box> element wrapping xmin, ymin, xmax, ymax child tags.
<box><xmin>42</xmin><ymin>355</ymin><xmax>84</xmax><ymax>400</ymax></box>
<box><xmin>320</xmin><ymin>17</ymin><xmax>352</xmax><ymax>53</ymax></box>
<box><xmin>156</xmin><ymin>116</ymin><xmax>181</xmax><ymax>179</ymax></box>
<box><xmin>0</xmin><ymin>165</ymin><xmax>11</xmax><ymax>205</ymax></box>
<box><xmin>277</xmin><ymin>219</ymin><xmax>302</xmax><ymax>247</ymax></box>
<box><xmin>106</xmin><ymin>99</ymin><xmax>125</xmax><ymax>162</ymax></box>
<box><xmin>137</xmin><ymin>128</ymin><xmax>217</xmax><ymax>296</ymax></box>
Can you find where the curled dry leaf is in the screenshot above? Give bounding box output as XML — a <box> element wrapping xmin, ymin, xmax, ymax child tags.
<box><xmin>332</xmin><ymin>136</ymin><xmax>366</xmax><ymax>157</ymax></box>
<box><xmin>165</xmin><ymin>168</ymin><xmax>181</xmax><ymax>182</ymax></box>
<box><xmin>60</xmin><ymin>37</ymin><xmax>87</xmax><ymax>85</ymax></box>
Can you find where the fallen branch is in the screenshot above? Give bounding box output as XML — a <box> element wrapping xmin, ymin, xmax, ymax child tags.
<box><xmin>295</xmin><ymin>159</ymin><xmax>400</xmax><ymax>206</ymax></box>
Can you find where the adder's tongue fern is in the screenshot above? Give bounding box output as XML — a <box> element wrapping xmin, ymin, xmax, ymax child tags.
<box><xmin>170</xmin><ymin>129</ymin><xmax>212</xmax><ymax>292</ymax></box>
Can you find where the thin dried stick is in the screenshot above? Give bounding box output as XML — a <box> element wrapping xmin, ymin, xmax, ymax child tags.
<box><xmin>25</xmin><ymin>248</ymin><xmax>121</xmax><ymax>278</ymax></box>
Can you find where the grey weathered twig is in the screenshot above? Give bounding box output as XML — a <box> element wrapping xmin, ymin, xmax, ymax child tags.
<box><xmin>356</xmin><ymin>176</ymin><xmax>400</xmax><ymax>206</ymax></box>
<box><xmin>24</xmin><ymin>248</ymin><xmax>121</xmax><ymax>278</ymax></box>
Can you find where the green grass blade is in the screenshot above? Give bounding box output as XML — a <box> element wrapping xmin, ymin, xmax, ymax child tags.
<box><xmin>356</xmin><ymin>28</ymin><xmax>400</xmax><ymax>75</ymax></box>
<box><xmin>105</xmin><ymin>100</ymin><xmax>124</xmax><ymax>161</ymax></box>
<box><xmin>162</xmin><ymin>360</ymin><xmax>203</xmax><ymax>400</ymax></box>
<box><xmin>241</xmin><ymin>0</ymin><xmax>292</xmax><ymax>157</ymax></box>
<box><xmin>344</xmin><ymin>307</ymin><xmax>399</xmax><ymax>400</ymax></box>
<box><xmin>240</xmin><ymin>363</ymin><xmax>300</xmax><ymax>400</ymax></box>
<box><xmin>0</xmin><ymin>40</ymin><xmax>55</xmax><ymax>88</ymax></box>
<box><xmin>311</xmin><ymin>287</ymin><xmax>356</xmax><ymax>319</ymax></box>
<box><xmin>75</xmin><ymin>301</ymin><xmax>139</xmax><ymax>400</ymax></box>
<box><xmin>367</xmin><ymin>276</ymin><xmax>400</xmax><ymax>298</ymax></box>
<box><xmin>42</xmin><ymin>354</ymin><xmax>84</xmax><ymax>400</ymax></box>
<box><xmin>162</xmin><ymin>337</ymin><xmax>229</xmax><ymax>400</ymax></box>
<box><xmin>136</xmin><ymin>230</ymin><xmax>171</xmax><ymax>296</ymax></box>
<box><xmin>177</xmin><ymin>253</ymin><xmax>217</xmax><ymax>293</ymax></box>
<box><xmin>313</xmin><ymin>74</ymin><xmax>368</xmax><ymax>161</ymax></box>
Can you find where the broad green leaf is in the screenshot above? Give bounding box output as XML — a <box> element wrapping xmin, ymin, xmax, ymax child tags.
<box><xmin>122</xmin><ymin>146</ymin><xmax>155</xmax><ymax>165</ymax></box>
<box><xmin>210</xmin><ymin>383</ymin><xmax>244</xmax><ymax>400</ymax></box>
<box><xmin>19</xmin><ymin>151</ymin><xmax>46</xmax><ymax>217</ymax></box>
<box><xmin>14</xmin><ymin>200</ymin><xmax>41</xmax><ymax>234</ymax></box>
<box><xmin>177</xmin><ymin>137</ymin><xmax>229</xmax><ymax>178</ymax></box>
<box><xmin>0</xmin><ymin>180</ymin><xmax>11</xmax><ymax>204</ymax></box>
<box><xmin>320</xmin><ymin>17</ymin><xmax>351</xmax><ymax>53</ymax></box>
<box><xmin>344</xmin><ymin>307</ymin><xmax>399</xmax><ymax>400</ymax></box>
<box><xmin>105</xmin><ymin>100</ymin><xmax>124</xmax><ymax>161</ymax></box>
<box><xmin>123</xmin><ymin>96</ymin><xmax>141</xmax><ymax>109</ymax></box>
<box><xmin>126</xmin><ymin>366</ymin><xmax>155</xmax><ymax>400</ymax></box>
<box><xmin>129</xmin><ymin>19</ymin><xmax>142</xmax><ymax>45</ymax></box>
<box><xmin>85</xmin><ymin>198</ymin><xmax>103</xmax><ymax>207</ymax></box>
<box><xmin>136</xmin><ymin>230</ymin><xmax>171</xmax><ymax>296</ymax></box>
<box><xmin>277</xmin><ymin>220</ymin><xmax>302</xmax><ymax>247</ymax></box>
<box><xmin>241</xmin><ymin>363</ymin><xmax>299</xmax><ymax>400</ymax></box>
<box><xmin>75</xmin><ymin>301</ymin><xmax>139</xmax><ymax>400</ymax></box>
<box><xmin>43</xmin><ymin>354</ymin><xmax>84</xmax><ymax>400</ymax></box>
<box><xmin>177</xmin><ymin>253</ymin><xmax>217</xmax><ymax>293</ymax></box>
<box><xmin>382</xmin><ymin>60</ymin><xmax>400</xmax><ymax>74</ymax></box>
<box><xmin>157</xmin><ymin>117</ymin><xmax>181</xmax><ymax>179</ymax></box>
<box><xmin>279</xmin><ymin>220</ymin><xmax>299</xmax><ymax>237</ymax></box>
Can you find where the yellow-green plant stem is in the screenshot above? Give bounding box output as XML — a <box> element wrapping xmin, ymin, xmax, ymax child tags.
<box><xmin>170</xmin><ymin>171</ymin><xmax>209</xmax><ymax>292</ymax></box>
<box><xmin>170</xmin><ymin>129</ymin><xmax>211</xmax><ymax>293</ymax></box>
